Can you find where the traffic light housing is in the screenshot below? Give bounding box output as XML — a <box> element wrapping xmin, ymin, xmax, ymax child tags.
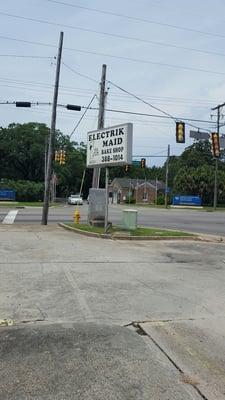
<box><xmin>59</xmin><ymin>150</ymin><xmax>66</xmax><ymax>165</ymax></box>
<box><xmin>141</xmin><ymin>158</ymin><xmax>146</xmax><ymax>168</ymax></box>
<box><xmin>211</xmin><ymin>132</ymin><xmax>220</xmax><ymax>158</ymax></box>
<box><xmin>176</xmin><ymin>121</ymin><xmax>185</xmax><ymax>143</ymax></box>
<box><xmin>55</xmin><ymin>150</ymin><xmax>60</xmax><ymax>162</ymax></box>
<box><xmin>16</xmin><ymin>102</ymin><xmax>31</xmax><ymax>107</ymax></box>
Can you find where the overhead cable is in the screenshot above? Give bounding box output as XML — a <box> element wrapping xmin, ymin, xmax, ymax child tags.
<box><xmin>0</xmin><ymin>11</ymin><xmax>225</xmax><ymax>58</ymax></box>
<box><xmin>1</xmin><ymin>35</ymin><xmax>225</xmax><ymax>76</ymax></box>
<box><xmin>42</xmin><ymin>0</ymin><xmax>225</xmax><ymax>40</ymax></box>
<box><xmin>69</xmin><ymin>94</ymin><xmax>97</xmax><ymax>138</ymax></box>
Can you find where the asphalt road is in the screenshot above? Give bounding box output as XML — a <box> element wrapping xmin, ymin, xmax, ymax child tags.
<box><xmin>1</xmin><ymin>224</ymin><xmax>225</xmax><ymax>398</ymax></box>
<box><xmin>0</xmin><ymin>203</ymin><xmax>225</xmax><ymax>236</ymax></box>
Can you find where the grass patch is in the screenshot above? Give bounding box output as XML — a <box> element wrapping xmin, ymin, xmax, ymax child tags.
<box><xmin>129</xmin><ymin>227</ymin><xmax>193</xmax><ymax>236</ymax></box>
<box><xmin>67</xmin><ymin>223</ymin><xmax>105</xmax><ymax>234</ymax></box>
<box><xmin>67</xmin><ymin>223</ymin><xmax>193</xmax><ymax>237</ymax></box>
<box><xmin>0</xmin><ymin>201</ymin><xmax>58</xmax><ymax>207</ymax></box>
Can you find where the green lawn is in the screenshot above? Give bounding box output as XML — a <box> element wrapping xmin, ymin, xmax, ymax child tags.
<box><xmin>67</xmin><ymin>223</ymin><xmax>193</xmax><ymax>237</ymax></box>
<box><xmin>0</xmin><ymin>202</ymin><xmax>57</xmax><ymax>207</ymax></box>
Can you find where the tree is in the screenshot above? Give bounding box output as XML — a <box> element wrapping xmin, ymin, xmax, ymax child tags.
<box><xmin>0</xmin><ymin>123</ymin><xmax>49</xmax><ymax>182</ymax></box>
<box><xmin>180</xmin><ymin>140</ymin><xmax>213</xmax><ymax>168</ymax></box>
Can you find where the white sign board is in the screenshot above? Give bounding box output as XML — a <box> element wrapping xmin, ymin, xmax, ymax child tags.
<box><xmin>86</xmin><ymin>123</ymin><xmax>133</xmax><ymax>168</ymax></box>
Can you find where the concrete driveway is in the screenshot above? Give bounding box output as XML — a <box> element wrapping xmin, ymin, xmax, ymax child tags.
<box><xmin>0</xmin><ymin>224</ymin><xmax>225</xmax><ymax>399</ymax></box>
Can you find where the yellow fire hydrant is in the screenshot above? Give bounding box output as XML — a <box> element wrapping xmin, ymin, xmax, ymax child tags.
<box><xmin>74</xmin><ymin>208</ymin><xmax>80</xmax><ymax>224</ymax></box>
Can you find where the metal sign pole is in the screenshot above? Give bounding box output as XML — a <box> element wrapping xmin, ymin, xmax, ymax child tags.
<box><xmin>104</xmin><ymin>167</ymin><xmax>109</xmax><ymax>233</ymax></box>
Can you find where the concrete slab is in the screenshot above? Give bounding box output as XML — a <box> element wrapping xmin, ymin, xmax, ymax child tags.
<box><xmin>141</xmin><ymin>318</ymin><xmax>225</xmax><ymax>400</ymax></box>
<box><xmin>1</xmin><ymin>225</ymin><xmax>225</xmax><ymax>399</ymax></box>
<box><xmin>0</xmin><ymin>322</ymin><xmax>201</xmax><ymax>400</ymax></box>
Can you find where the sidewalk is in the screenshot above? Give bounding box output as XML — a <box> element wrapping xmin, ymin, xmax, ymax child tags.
<box><xmin>0</xmin><ymin>224</ymin><xmax>225</xmax><ymax>399</ymax></box>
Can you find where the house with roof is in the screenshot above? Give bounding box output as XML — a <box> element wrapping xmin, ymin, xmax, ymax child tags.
<box><xmin>108</xmin><ymin>178</ymin><xmax>165</xmax><ymax>204</ymax></box>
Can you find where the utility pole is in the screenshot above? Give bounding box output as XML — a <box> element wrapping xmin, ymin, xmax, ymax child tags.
<box><xmin>79</xmin><ymin>169</ymin><xmax>86</xmax><ymax>197</ymax></box>
<box><xmin>42</xmin><ymin>31</ymin><xmax>64</xmax><ymax>225</ymax></box>
<box><xmin>155</xmin><ymin>177</ymin><xmax>158</xmax><ymax>206</ymax></box>
<box><xmin>165</xmin><ymin>144</ymin><xmax>170</xmax><ymax>208</ymax></box>
<box><xmin>92</xmin><ymin>64</ymin><xmax>107</xmax><ymax>188</ymax></box>
<box><xmin>211</xmin><ymin>102</ymin><xmax>225</xmax><ymax>210</ymax></box>
<box><xmin>44</xmin><ymin>135</ymin><xmax>48</xmax><ymax>189</ymax></box>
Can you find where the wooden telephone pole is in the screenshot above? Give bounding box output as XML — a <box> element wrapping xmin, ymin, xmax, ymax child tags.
<box><xmin>42</xmin><ymin>32</ymin><xmax>64</xmax><ymax>225</ymax></box>
<box><xmin>92</xmin><ymin>64</ymin><xmax>107</xmax><ymax>188</ymax></box>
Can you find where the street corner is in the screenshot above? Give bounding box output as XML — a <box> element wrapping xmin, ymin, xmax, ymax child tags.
<box><xmin>0</xmin><ymin>321</ymin><xmax>201</xmax><ymax>400</ymax></box>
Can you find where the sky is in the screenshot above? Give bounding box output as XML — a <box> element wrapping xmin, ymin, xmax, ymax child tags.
<box><xmin>0</xmin><ymin>0</ymin><xmax>225</xmax><ymax>166</ymax></box>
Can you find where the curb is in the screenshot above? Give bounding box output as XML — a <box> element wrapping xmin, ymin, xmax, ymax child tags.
<box><xmin>58</xmin><ymin>223</ymin><xmax>209</xmax><ymax>241</ymax></box>
<box><xmin>58</xmin><ymin>223</ymin><xmax>111</xmax><ymax>239</ymax></box>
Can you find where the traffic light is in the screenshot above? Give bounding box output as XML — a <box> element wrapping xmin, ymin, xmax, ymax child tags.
<box><xmin>141</xmin><ymin>158</ymin><xmax>146</xmax><ymax>168</ymax></box>
<box><xmin>59</xmin><ymin>149</ymin><xmax>66</xmax><ymax>165</ymax></box>
<box><xmin>16</xmin><ymin>102</ymin><xmax>31</xmax><ymax>107</ymax></box>
<box><xmin>211</xmin><ymin>132</ymin><xmax>220</xmax><ymax>158</ymax></box>
<box><xmin>66</xmin><ymin>104</ymin><xmax>81</xmax><ymax>111</ymax></box>
<box><xmin>54</xmin><ymin>150</ymin><xmax>60</xmax><ymax>162</ymax></box>
<box><xmin>124</xmin><ymin>165</ymin><xmax>129</xmax><ymax>173</ymax></box>
<box><xmin>176</xmin><ymin>121</ymin><xmax>185</xmax><ymax>143</ymax></box>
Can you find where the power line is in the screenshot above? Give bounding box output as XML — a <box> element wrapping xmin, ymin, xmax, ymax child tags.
<box><xmin>87</xmin><ymin>106</ymin><xmax>215</xmax><ymax>125</ymax></box>
<box><xmin>0</xmin><ymin>99</ymin><xmax>215</xmax><ymax>125</ymax></box>
<box><xmin>107</xmin><ymin>81</ymin><xmax>213</xmax><ymax>132</ymax></box>
<box><xmin>41</xmin><ymin>0</ymin><xmax>225</xmax><ymax>40</ymax></box>
<box><xmin>1</xmin><ymin>11</ymin><xmax>225</xmax><ymax>59</ymax></box>
<box><xmin>62</xmin><ymin>62</ymin><xmax>98</xmax><ymax>83</ymax></box>
<box><xmin>63</xmin><ymin>61</ymin><xmax>213</xmax><ymax>131</ymax></box>
<box><xmin>0</xmin><ymin>75</ymin><xmax>217</xmax><ymax>105</ymax></box>
<box><xmin>0</xmin><ymin>54</ymin><xmax>53</xmax><ymax>59</ymax></box>
<box><xmin>1</xmin><ymin>34</ymin><xmax>225</xmax><ymax>76</ymax></box>
<box><xmin>69</xmin><ymin>94</ymin><xmax>97</xmax><ymax>138</ymax></box>
<box><xmin>108</xmin><ymin>80</ymin><xmax>175</xmax><ymax>121</ymax></box>
<box><xmin>0</xmin><ymin>83</ymin><xmax>98</xmax><ymax>98</ymax></box>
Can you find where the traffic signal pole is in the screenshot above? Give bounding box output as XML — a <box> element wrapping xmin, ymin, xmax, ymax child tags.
<box><xmin>211</xmin><ymin>102</ymin><xmax>225</xmax><ymax>210</ymax></box>
<box><xmin>42</xmin><ymin>31</ymin><xmax>64</xmax><ymax>225</ymax></box>
<box><xmin>213</xmin><ymin>107</ymin><xmax>220</xmax><ymax>210</ymax></box>
<box><xmin>165</xmin><ymin>144</ymin><xmax>170</xmax><ymax>208</ymax></box>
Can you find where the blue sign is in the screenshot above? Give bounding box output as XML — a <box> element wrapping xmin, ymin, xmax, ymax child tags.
<box><xmin>0</xmin><ymin>189</ymin><xmax>16</xmax><ymax>201</ymax></box>
<box><xmin>172</xmin><ymin>195</ymin><xmax>201</xmax><ymax>206</ymax></box>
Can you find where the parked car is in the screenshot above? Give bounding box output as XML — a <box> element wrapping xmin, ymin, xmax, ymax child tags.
<box><xmin>68</xmin><ymin>194</ymin><xmax>83</xmax><ymax>205</ymax></box>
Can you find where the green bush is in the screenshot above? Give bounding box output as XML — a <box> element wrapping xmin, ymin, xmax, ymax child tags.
<box><xmin>0</xmin><ymin>179</ymin><xmax>44</xmax><ymax>201</ymax></box>
<box><xmin>125</xmin><ymin>196</ymin><xmax>136</xmax><ymax>204</ymax></box>
<box><xmin>156</xmin><ymin>193</ymin><xmax>171</xmax><ymax>205</ymax></box>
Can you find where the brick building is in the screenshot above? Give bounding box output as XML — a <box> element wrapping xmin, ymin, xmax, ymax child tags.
<box><xmin>109</xmin><ymin>178</ymin><xmax>165</xmax><ymax>204</ymax></box>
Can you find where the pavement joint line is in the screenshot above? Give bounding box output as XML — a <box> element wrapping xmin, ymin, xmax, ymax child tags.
<box><xmin>0</xmin><ymin>260</ymin><xmax>209</xmax><ymax>265</ymax></box>
<box><xmin>63</xmin><ymin>267</ymin><xmax>93</xmax><ymax>321</ymax></box>
<box><xmin>124</xmin><ymin>316</ymin><xmax>225</xmax><ymax>326</ymax></box>
<box><xmin>134</xmin><ymin>322</ymin><xmax>209</xmax><ymax>400</ymax></box>
<box><xmin>2</xmin><ymin>209</ymin><xmax>19</xmax><ymax>224</ymax></box>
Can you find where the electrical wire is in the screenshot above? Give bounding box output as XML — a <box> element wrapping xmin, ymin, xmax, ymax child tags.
<box><xmin>0</xmin><ymin>75</ymin><xmax>218</xmax><ymax>106</ymax></box>
<box><xmin>0</xmin><ymin>54</ymin><xmax>53</xmax><ymax>59</ymax></box>
<box><xmin>1</xmin><ymin>11</ymin><xmax>225</xmax><ymax>59</ymax></box>
<box><xmin>86</xmin><ymin>106</ymin><xmax>215</xmax><ymax>125</ymax></box>
<box><xmin>69</xmin><ymin>94</ymin><xmax>97</xmax><ymax>138</ymax></box>
<box><xmin>0</xmin><ymin>99</ymin><xmax>215</xmax><ymax>126</ymax></box>
<box><xmin>1</xmin><ymin>34</ymin><xmax>225</xmax><ymax>76</ymax></box>
<box><xmin>63</xmin><ymin>61</ymin><xmax>214</xmax><ymax>131</ymax></box>
<box><xmin>108</xmin><ymin>80</ymin><xmax>175</xmax><ymax>121</ymax></box>
<box><xmin>41</xmin><ymin>0</ymin><xmax>225</xmax><ymax>40</ymax></box>
<box><xmin>62</xmin><ymin>62</ymin><xmax>98</xmax><ymax>83</ymax></box>
<box><xmin>106</xmin><ymin>82</ymin><xmax>213</xmax><ymax>132</ymax></box>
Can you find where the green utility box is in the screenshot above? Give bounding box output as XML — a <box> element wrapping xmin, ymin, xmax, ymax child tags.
<box><xmin>123</xmin><ymin>209</ymin><xmax>138</xmax><ymax>230</ymax></box>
